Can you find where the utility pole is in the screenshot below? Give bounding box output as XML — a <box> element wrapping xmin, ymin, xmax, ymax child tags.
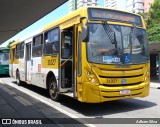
<box><xmin>74</xmin><ymin>0</ymin><xmax>77</xmax><ymax>10</ymax></box>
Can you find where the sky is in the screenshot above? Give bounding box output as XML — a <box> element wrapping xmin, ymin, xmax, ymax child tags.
<box><xmin>1</xmin><ymin>0</ymin><xmax>104</xmax><ymax>47</ymax></box>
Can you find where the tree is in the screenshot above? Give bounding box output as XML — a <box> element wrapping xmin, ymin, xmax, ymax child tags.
<box><xmin>7</xmin><ymin>40</ymin><xmax>15</xmax><ymax>48</ymax></box>
<box><xmin>137</xmin><ymin>12</ymin><xmax>149</xmax><ymax>26</ymax></box>
<box><xmin>147</xmin><ymin>0</ymin><xmax>160</xmax><ymax>42</ymax></box>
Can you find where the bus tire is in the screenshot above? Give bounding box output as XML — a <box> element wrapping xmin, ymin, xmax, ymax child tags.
<box><xmin>16</xmin><ymin>71</ymin><xmax>22</xmax><ymax>86</ymax></box>
<box><xmin>49</xmin><ymin>77</ymin><xmax>60</xmax><ymax>101</ymax></box>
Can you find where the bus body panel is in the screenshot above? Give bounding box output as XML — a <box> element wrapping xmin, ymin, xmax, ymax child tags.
<box><xmin>19</xmin><ymin>58</ymin><xmax>25</xmax><ymax>81</ymax></box>
<box><xmin>82</xmin><ymin>81</ymin><xmax>149</xmax><ymax>103</ymax></box>
<box><xmin>12</xmin><ymin>63</ymin><xmax>19</xmax><ymax>78</ymax></box>
<box><xmin>0</xmin><ymin>65</ymin><xmax>9</xmax><ymax>74</ymax></box>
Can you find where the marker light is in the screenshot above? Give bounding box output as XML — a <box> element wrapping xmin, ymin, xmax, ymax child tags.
<box><xmin>86</xmin><ymin>70</ymin><xmax>99</xmax><ymax>85</ymax></box>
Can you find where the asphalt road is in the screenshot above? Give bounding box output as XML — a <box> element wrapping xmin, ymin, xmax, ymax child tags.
<box><xmin>0</xmin><ymin>76</ymin><xmax>160</xmax><ymax>127</ymax></box>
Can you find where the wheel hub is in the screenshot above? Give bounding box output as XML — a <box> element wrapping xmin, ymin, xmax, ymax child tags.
<box><xmin>50</xmin><ymin>82</ymin><xmax>57</xmax><ymax>97</ymax></box>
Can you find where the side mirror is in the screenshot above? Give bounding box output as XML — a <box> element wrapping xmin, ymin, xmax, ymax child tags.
<box><xmin>82</xmin><ymin>26</ymin><xmax>89</xmax><ymax>42</ymax></box>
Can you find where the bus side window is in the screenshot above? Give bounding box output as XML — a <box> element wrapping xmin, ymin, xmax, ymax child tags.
<box><xmin>16</xmin><ymin>44</ymin><xmax>20</xmax><ymax>59</ymax></box>
<box><xmin>61</xmin><ymin>32</ymin><xmax>72</xmax><ymax>58</ymax></box>
<box><xmin>44</xmin><ymin>28</ymin><xmax>59</xmax><ymax>55</ymax></box>
<box><xmin>12</xmin><ymin>48</ymin><xmax>15</xmax><ymax>62</ymax></box>
<box><xmin>19</xmin><ymin>42</ymin><xmax>24</xmax><ymax>59</ymax></box>
<box><xmin>32</xmin><ymin>34</ymin><xmax>43</xmax><ymax>57</ymax></box>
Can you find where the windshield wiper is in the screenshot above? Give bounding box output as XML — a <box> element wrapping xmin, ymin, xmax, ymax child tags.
<box><xmin>102</xmin><ymin>20</ymin><xmax>118</xmax><ymax>54</ymax></box>
<box><xmin>129</xmin><ymin>24</ymin><xmax>137</xmax><ymax>54</ymax></box>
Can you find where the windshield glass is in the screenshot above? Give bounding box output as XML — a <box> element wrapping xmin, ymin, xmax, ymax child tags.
<box><xmin>0</xmin><ymin>53</ymin><xmax>9</xmax><ymax>65</ymax></box>
<box><xmin>87</xmin><ymin>23</ymin><xmax>149</xmax><ymax>64</ymax></box>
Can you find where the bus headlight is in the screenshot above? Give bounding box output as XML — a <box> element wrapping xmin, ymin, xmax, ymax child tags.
<box><xmin>144</xmin><ymin>70</ymin><xmax>150</xmax><ymax>82</ymax></box>
<box><xmin>86</xmin><ymin>70</ymin><xmax>99</xmax><ymax>85</ymax></box>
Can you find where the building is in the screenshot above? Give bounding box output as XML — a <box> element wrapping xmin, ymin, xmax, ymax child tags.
<box><xmin>69</xmin><ymin>0</ymin><xmax>98</xmax><ymax>12</ymax></box>
<box><xmin>104</xmin><ymin>0</ymin><xmax>127</xmax><ymax>11</ymax></box>
<box><xmin>104</xmin><ymin>0</ymin><xmax>154</xmax><ymax>13</ymax></box>
<box><xmin>126</xmin><ymin>0</ymin><xmax>144</xmax><ymax>13</ymax></box>
<box><xmin>144</xmin><ymin>0</ymin><xmax>154</xmax><ymax>12</ymax></box>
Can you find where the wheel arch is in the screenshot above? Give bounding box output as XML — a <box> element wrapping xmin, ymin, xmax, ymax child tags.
<box><xmin>46</xmin><ymin>71</ymin><xmax>57</xmax><ymax>89</ymax></box>
<box><xmin>16</xmin><ymin>68</ymin><xmax>19</xmax><ymax>76</ymax></box>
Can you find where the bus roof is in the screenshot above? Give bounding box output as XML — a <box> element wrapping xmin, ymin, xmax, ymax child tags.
<box><xmin>43</xmin><ymin>7</ymin><xmax>85</xmax><ymax>31</ymax></box>
<box><xmin>43</xmin><ymin>6</ymin><xmax>143</xmax><ymax>31</ymax></box>
<box><xmin>10</xmin><ymin>40</ymin><xmax>20</xmax><ymax>47</ymax></box>
<box><xmin>0</xmin><ymin>47</ymin><xmax>9</xmax><ymax>50</ymax></box>
<box><xmin>86</xmin><ymin>6</ymin><xmax>142</xmax><ymax>17</ymax></box>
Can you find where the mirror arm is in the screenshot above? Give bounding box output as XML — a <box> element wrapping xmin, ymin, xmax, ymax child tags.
<box><xmin>80</xmin><ymin>17</ymin><xmax>87</xmax><ymax>23</ymax></box>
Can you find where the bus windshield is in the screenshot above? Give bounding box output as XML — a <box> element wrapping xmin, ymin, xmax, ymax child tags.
<box><xmin>87</xmin><ymin>23</ymin><xmax>149</xmax><ymax>64</ymax></box>
<box><xmin>0</xmin><ymin>53</ymin><xmax>9</xmax><ymax>65</ymax></box>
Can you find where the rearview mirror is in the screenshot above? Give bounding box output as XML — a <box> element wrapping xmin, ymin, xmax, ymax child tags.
<box><xmin>82</xmin><ymin>26</ymin><xmax>89</xmax><ymax>42</ymax></box>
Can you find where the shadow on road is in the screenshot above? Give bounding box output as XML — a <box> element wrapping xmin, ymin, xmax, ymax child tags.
<box><xmin>12</xmin><ymin>81</ymin><xmax>50</xmax><ymax>98</ymax></box>
<box><xmin>10</xmin><ymin>81</ymin><xmax>157</xmax><ymax>117</ymax></box>
<box><xmin>0</xmin><ymin>74</ymin><xmax>10</xmax><ymax>78</ymax></box>
<box><xmin>59</xmin><ymin>96</ymin><xmax>157</xmax><ymax>117</ymax></box>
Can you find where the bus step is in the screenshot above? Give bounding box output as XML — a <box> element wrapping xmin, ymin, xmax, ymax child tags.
<box><xmin>63</xmin><ymin>93</ymin><xmax>74</xmax><ymax>98</ymax></box>
<box><xmin>26</xmin><ymin>81</ymin><xmax>31</xmax><ymax>84</ymax></box>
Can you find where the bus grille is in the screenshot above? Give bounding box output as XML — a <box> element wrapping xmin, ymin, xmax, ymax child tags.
<box><xmin>101</xmin><ymin>82</ymin><xmax>143</xmax><ymax>87</ymax></box>
<box><xmin>102</xmin><ymin>92</ymin><xmax>143</xmax><ymax>98</ymax></box>
<box><xmin>96</xmin><ymin>66</ymin><xmax>145</xmax><ymax>86</ymax></box>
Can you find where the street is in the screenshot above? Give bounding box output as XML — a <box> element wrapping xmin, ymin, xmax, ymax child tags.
<box><xmin>1</xmin><ymin>1</ymin><xmax>160</xmax><ymax>127</ymax></box>
<box><xmin>0</xmin><ymin>76</ymin><xmax>160</xmax><ymax>127</ymax></box>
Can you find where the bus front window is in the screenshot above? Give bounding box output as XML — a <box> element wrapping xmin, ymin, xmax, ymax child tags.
<box><xmin>87</xmin><ymin>23</ymin><xmax>149</xmax><ymax>64</ymax></box>
<box><xmin>0</xmin><ymin>54</ymin><xmax>9</xmax><ymax>65</ymax></box>
<box><xmin>122</xmin><ymin>26</ymin><xmax>149</xmax><ymax>63</ymax></box>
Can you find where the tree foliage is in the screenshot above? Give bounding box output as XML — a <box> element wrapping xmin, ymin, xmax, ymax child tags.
<box><xmin>7</xmin><ymin>40</ymin><xmax>15</xmax><ymax>48</ymax></box>
<box><xmin>137</xmin><ymin>12</ymin><xmax>149</xmax><ymax>26</ymax></box>
<box><xmin>147</xmin><ymin>0</ymin><xmax>160</xmax><ymax>43</ymax></box>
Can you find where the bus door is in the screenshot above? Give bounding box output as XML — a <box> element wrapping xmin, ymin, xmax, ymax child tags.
<box><xmin>25</xmin><ymin>42</ymin><xmax>31</xmax><ymax>82</ymax></box>
<box><xmin>76</xmin><ymin>25</ymin><xmax>82</xmax><ymax>101</ymax></box>
<box><xmin>59</xmin><ymin>30</ymin><xmax>73</xmax><ymax>93</ymax></box>
<box><xmin>10</xmin><ymin>48</ymin><xmax>15</xmax><ymax>77</ymax></box>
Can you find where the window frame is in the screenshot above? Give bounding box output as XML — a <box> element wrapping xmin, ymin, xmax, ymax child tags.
<box><xmin>32</xmin><ymin>34</ymin><xmax>43</xmax><ymax>57</ymax></box>
<box><xmin>19</xmin><ymin>42</ymin><xmax>24</xmax><ymax>59</ymax></box>
<box><xmin>15</xmin><ymin>44</ymin><xmax>20</xmax><ymax>59</ymax></box>
<box><xmin>43</xmin><ymin>27</ymin><xmax>60</xmax><ymax>56</ymax></box>
<box><xmin>77</xmin><ymin>31</ymin><xmax>82</xmax><ymax>76</ymax></box>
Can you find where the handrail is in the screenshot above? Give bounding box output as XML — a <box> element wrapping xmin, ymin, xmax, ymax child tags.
<box><xmin>60</xmin><ymin>55</ymin><xmax>72</xmax><ymax>67</ymax></box>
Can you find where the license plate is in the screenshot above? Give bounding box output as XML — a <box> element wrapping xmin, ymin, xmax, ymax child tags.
<box><xmin>120</xmin><ymin>90</ymin><xmax>130</xmax><ymax>95</ymax></box>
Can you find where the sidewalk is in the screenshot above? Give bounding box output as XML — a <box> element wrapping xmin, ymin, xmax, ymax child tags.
<box><xmin>0</xmin><ymin>83</ymin><xmax>84</xmax><ymax>127</ymax></box>
<box><xmin>150</xmin><ymin>81</ymin><xmax>160</xmax><ymax>89</ymax></box>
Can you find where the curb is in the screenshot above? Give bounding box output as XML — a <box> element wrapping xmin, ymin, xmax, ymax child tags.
<box><xmin>150</xmin><ymin>86</ymin><xmax>160</xmax><ymax>89</ymax></box>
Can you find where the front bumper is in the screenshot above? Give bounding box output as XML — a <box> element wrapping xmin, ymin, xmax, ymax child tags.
<box><xmin>82</xmin><ymin>81</ymin><xmax>150</xmax><ymax>103</ymax></box>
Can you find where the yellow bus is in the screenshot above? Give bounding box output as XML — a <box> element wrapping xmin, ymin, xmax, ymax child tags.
<box><xmin>9</xmin><ymin>7</ymin><xmax>150</xmax><ymax>103</ymax></box>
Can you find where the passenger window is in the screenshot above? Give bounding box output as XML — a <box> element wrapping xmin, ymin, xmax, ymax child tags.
<box><xmin>16</xmin><ymin>44</ymin><xmax>20</xmax><ymax>59</ymax></box>
<box><xmin>19</xmin><ymin>42</ymin><xmax>24</xmax><ymax>59</ymax></box>
<box><xmin>61</xmin><ymin>32</ymin><xmax>72</xmax><ymax>59</ymax></box>
<box><xmin>32</xmin><ymin>34</ymin><xmax>43</xmax><ymax>57</ymax></box>
<box><xmin>44</xmin><ymin>28</ymin><xmax>59</xmax><ymax>55</ymax></box>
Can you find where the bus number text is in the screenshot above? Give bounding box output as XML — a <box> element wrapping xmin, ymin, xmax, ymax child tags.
<box><xmin>106</xmin><ymin>78</ymin><xmax>117</xmax><ymax>83</ymax></box>
<box><xmin>48</xmin><ymin>59</ymin><xmax>56</xmax><ymax>65</ymax></box>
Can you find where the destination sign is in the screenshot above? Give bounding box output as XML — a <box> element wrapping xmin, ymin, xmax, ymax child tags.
<box><xmin>0</xmin><ymin>49</ymin><xmax>9</xmax><ymax>53</ymax></box>
<box><xmin>88</xmin><ymin>8</ymin><xmax>142</xmax><ymax>26</ymax></box>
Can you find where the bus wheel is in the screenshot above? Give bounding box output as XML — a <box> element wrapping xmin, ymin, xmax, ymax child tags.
<box><xmin>49</xmin><ymin>77</ymin><xmax>60</xmax><ymax>101</ymax></box>
<box><xmin>16</xmin><ymin>71</ymin><xmax>21</xmax><ymax>86</ymax></box>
